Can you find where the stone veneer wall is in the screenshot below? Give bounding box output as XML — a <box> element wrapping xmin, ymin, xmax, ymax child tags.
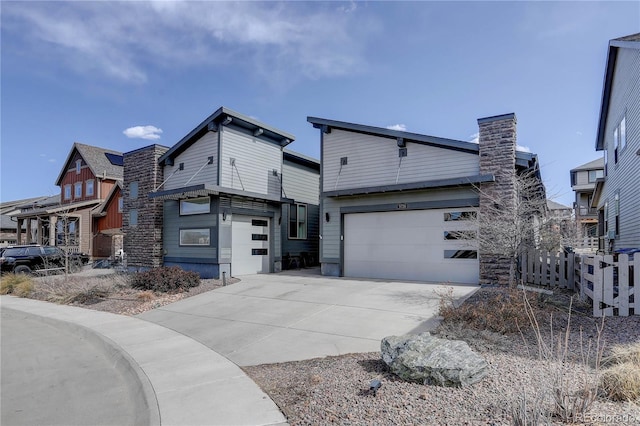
<box><xmin>478</xmin><ymin>113</ymin><xmax>518</xmax><ymax>285</ymax></box>
<box><xmin>123</xmin><ymin>145</ymin><xmax>169</xmax><ymax>269</ymax></box>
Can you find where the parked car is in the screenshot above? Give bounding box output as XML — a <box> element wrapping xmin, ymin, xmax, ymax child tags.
<box><xmin>0</xmin><ymin>245</ymin><xmax>89</xmax><ymax>274</ymax></box>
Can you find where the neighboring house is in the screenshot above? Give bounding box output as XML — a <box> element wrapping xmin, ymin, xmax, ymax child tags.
<box><xmin>570</xmin><ymin>158</ymin><xmax>604</xmax><ymax>239</ymax></box>
<box><xmin>123</xmin><ymin>107</ymin><xmax>320</xmax><ymax>278</ymax></box>
<box><xmin>92</xmin><ymin>182</ymin><xmax>124</xmax><ymax>258</ymax></box>
<box><xmin>308</xmin><ymin>113</ymin><xmax>542</xmax><ymax>285</ymax></box>
<box><xmin>0</xmin><ymin>197</ymin><xmax>46</xmax><ymax>246</ymax></box>
<box><xmin>12</xmin><ymin>143</ymin><xmax>124</xmax><ymax>257</ymax></box>
<box><xmin>592</xmin><ymin>33</ymin><xmax>640</xmax><ymax>253</ymax></box>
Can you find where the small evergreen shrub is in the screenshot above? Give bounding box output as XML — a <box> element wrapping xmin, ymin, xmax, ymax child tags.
<box><xmin>131</xmin><ymin>266</ymin><xmax>200</xmax><ymax>293</ymax></box>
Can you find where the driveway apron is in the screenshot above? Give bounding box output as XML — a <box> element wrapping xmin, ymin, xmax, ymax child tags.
<box><xmin>137</xmin><ymin>273</ymin><xmax>478</xmax><ymax>366</ymax></box>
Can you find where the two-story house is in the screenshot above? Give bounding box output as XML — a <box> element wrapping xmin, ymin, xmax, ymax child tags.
<box><xmin>12</xmin><ymin>143</ymin><xmax>124</xmax><ymax>258</ymax></box>
<box><xmin>592</xmin><ymin>33</ymin><xmax>640</xmax><ymax>253</ymax></box>
<box><xmin>570</xmin><ymin>158</ymin><xmax>604</xmax><ymax>243</ymax></box>
<box><xmin>308</xmin><ymin>113</ymin><xmax>542</xmax><ymax>285</ymax></box>
<box><xmin>123</xmin><ymin>107</ymin><xmax>319</xmax><ymax>278</ymax></box>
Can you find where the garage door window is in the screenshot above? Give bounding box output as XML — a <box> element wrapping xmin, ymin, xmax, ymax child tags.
<box><xmin>444</xmin><ymin>250</ymin><xmax>477</xmax><ymax>259</ymax></box>
<box><xmin>444</xmin><ymin>230</ymin><xmax>477</xmax><ymax>240</ymax></box>
<box><xmin>289</xmin><ymin>203</ymin><xmax>307</xmax><ymax>239</ymax></box>
<box><xmin>444</xmin><ymin>211</ymin><xmax>477</xmax><ymax>221</ymax></box>
<box><xmin>180</xmin><ymin>228</ymin><xmax>210</xmax><ymax>246</ymax></box>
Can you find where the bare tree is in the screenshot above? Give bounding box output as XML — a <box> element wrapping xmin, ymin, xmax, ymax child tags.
<box><xmin>473</xmin><ymin>169</ymin><xmax>548</xmax><ymax>286</ymax></box>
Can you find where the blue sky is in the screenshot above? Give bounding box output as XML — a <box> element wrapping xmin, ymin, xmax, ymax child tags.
<box><xmin>1</xmin><ymin>1</ymin><xmax>639</xmax><ymax>207</ymax></box>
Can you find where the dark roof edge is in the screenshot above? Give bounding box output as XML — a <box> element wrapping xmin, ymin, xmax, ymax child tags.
<box><xmin>596</xmin><ymin>39</ymin><xmax>622</xmax><ymax>150</ymax></box>
<box><xmin>159</xmin><ymin>107</ymin><xmax>295</xmax><ymax>165</ymax></box>
<box><xmin>283</xmin><ymin>149</ymin><xmax>320</xmax><ymax>170</ymax></box>
<box><xmin>477</xmin><ymin>113</ymin><xmax>516</xmax><ymax>124</ymax></box>
<box><xmin>323</xmin><ymin>174</ymin><xmax>495</xmax><ymax>198</ymax></box>
<box><xmin>307</xmin><ymin>116</ymin><xmax>479</xmax><ymax>154</ymax></box>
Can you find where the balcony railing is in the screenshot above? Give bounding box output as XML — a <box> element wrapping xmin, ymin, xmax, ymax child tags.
<box><xmin>576</xmin><ymin>207</ymin><xmax>598</xmax><ymax>217</ymax></box>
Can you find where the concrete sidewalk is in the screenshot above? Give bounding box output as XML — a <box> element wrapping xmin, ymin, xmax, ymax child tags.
<box><xmin>1</xmin><ymin>296</ymin><xmax>287</xmax><ymax>426</ymax></box>
<box><xmin>138</xmin><ymin>273</ymin><xmax>478</xmax><ymax>366</ymax></box>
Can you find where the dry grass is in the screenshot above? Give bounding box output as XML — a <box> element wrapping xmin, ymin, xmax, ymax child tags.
<box><xmin>136</xmin><ymin>290</ymin><xmax>155</xmax><ymax>302</ymax></box>
<box><xmin>601</xmin><ymin>342</ymin><xmax>640</xmax><ymax>402</ymax></box>
<box><xmin>1</xmin><ymin>273</ymin><xmax>34</xmax><ymax>296</ymax></box>
<box><xmin>30</xmin><ymin>274</ymin><xmax>128</xmax><ymax>305</ymax></box>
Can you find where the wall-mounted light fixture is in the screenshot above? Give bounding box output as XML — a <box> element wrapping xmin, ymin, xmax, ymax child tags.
<box><xmin>222</xmin><ymin>211</ymin><xmax>227</xmax><ymax>221</ymax></box>
<box><xmin>397</xmin><ymin>137</ymin><xmax>406</xmax><ymax>148</ymax></box>
<box><xmin>325</xmin><ymin>212</ymin><xmax>330</xmax><ymax>222</ymax></box>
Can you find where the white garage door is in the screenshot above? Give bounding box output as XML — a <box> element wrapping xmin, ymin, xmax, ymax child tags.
<box><xmin>231</xmin><ymin>216</ymin><xmax>270</xmax><ymax>276</ymax></box>
<box><xmin>344</xmin><ymin>209</ymin><xmax>478</xmax><ymax>284</ymax></box>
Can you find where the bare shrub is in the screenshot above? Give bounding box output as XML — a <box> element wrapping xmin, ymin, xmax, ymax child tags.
<box><xmin>515</xmin><ymin>295</ymin><xmax>604</xmax><ymax>424</ymax></box>
<box><xmin>438</xmin><ymin>286</ymin><xmax>538</xmax><ymax>334</ymax></box>
<box><xmin>601</xmin><ymin>342</ymin><xmax>640</xmax><ymax>402</ymax></box>
<box><xmin>130</xmin><ymin>266</ymin><xmax>200</xmax><ymax>293</ymax></box>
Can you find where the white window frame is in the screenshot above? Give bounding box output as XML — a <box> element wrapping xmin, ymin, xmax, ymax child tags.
<box><xmin>179</xmin><ymin>228</ymin><xmax>211</xmax><ymax>246</ymax></box>
<box><xmin>179</xmin><ymin>197</ymin><xmax>210</xmax><ymax>216</ymax></box>
<box><xmin>85</xmin><ymin>179</ymin><xmax>94</xmax><ymax>196</ymax></box>
<box><xmin>76</xmin><ymin>159</ymin><xmax>82</xmax><ymax>174</ymax></box>
<box><xmin>74</xmin><ymin>182</ymin><xmax>82</xmax><ymax>198</ymax></box>
<box><xmin>288</xmin><ymin>203</ymin><xmax>307</xmax><ymax>239</ymax></box>
<box><xmin>64</xmin><ymin>184</ymin><xmax>72</xmax><ymax>200</ymax></box>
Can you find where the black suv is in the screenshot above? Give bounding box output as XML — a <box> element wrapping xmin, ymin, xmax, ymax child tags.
<box><xmin>0</xmin><ymin>245</ymin><xmax>89</xmax><ymax>274</ymax></box>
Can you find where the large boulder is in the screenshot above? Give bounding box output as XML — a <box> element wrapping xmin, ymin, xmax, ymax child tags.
<box><xmin>381</xmin><ymin>332</ymin><xmax>488</xmax><ymax>387</ymax></box>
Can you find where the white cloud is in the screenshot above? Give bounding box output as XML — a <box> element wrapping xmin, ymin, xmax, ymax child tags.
<box><xmin>386</xmin><ymin>124</ymin><xmax>407</xmax><ymax>132</ymax></box>
<box><xmin>516</xmin><ymin>145</ymin><xmax>532</xmax><ymax>153</ymax></box>
<box><xmin>123</xmin><ymin>125</ymin><xmax>163</xmax><ymax>140</ymax></box>
<box><xmin>3</xmin><ymin>2</ymin><xmax>372</xmax><ymax>86</ymax></box>
<box><xmin>48</xmin><ymin>158</ymin><xmax>57</xmax><ymax>163</ymax></box>
<box><xmin>468</xmin><ymin>133</ymin><xmax>479</xmax><ymax>144</ymax></box>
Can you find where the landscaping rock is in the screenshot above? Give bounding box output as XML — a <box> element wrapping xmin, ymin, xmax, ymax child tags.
<box><xmin>381</xmin><ymin>332</ymin><xmax>488</xmax><ymax>387</ymax></box>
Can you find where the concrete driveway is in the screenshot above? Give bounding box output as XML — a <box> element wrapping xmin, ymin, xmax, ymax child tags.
<box><xmin>138</xmin><ymin>271</ymin><xmax>478</xmax><ymax>366</ymax></box>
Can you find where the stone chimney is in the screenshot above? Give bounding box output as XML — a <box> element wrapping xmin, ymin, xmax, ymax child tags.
<box><xmin>477</xmin><ymin>113</ymin><xmax>518</xmax><ymax>285</ymax></box>
<box><xmin>123</xmin><ymin>144</ymin><xmax>169</xmax><ymax>270</ymax></box>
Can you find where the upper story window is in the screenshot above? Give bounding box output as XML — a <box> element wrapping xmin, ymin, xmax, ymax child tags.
<box><xmin>74</xmin><ymin>182</ymin><xmax>83</xmax><ymax>198</ymax></box>
<box><xmin>129</xmin><ymin>181</ymin><xmax>138</xmax><ymax>199</ymax></box>
<box><xmin>180</xmin><ymin>197</ymin><xmax>210</xmax><ymax>215</ymax></box>
<box><xmin>570</xmin><ymin>172</ymin><xmax>577</xmax><ymax>186</ymax></box>
<box><xmin>613</xmin><ymin>114</ymin><xmax>626</xmax><ymax>164</ymax></box>
<box><xmin>85</xmin><ymin>180</ymin><xmax>94</xmax><ymax>196</ymax></box>
<box><xmin>64</xmin><ymin>184</ymin><xmax>72</xmax><ymax>200</ymax></box>
<box><xmin>588</xmin><ymin>170</ymin><xmax>603</xmax><ymax>183</ymax></box>
<box><xmin>76</xmin><ymin>159</ymin><xmax>82</xmax><ymax>174</ymax></box>
<box><xmin>289</xmin><ymin>203</ymin><xmax>307</xmax><ymax>239</ymax></box>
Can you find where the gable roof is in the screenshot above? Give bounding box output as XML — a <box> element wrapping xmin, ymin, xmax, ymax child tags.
<box><xmin>159</xmin><ymin>107</ymin><xmax>295</xmax><ymax>166</ymax></box>
<box><xmin>547</xmin><ymin>199</ymin><xmax>571</xmax><ymax>211</ymax></box>
<box><xmin>55</xmin><ymin>143</ymin><xmax>124</xmax><ymax>186</ymax></box>
<box><xmin>307</xmin><ymin>116</ymin><xmax>539</xmax><ymax>169</ymax></box>
<box><xmin>92</xmin><ymin>181</ymin><xmax>122</xmax><ymax>216</ymax></box>
<box><xmin>570</xmin><ymin>157</ymin><xmax>604</xmax><ymax>172</ymax></box>
<box><xmin>595</xmin><ymin>32</ymin><xmax>640</xmax><ymax>150</ymax></box>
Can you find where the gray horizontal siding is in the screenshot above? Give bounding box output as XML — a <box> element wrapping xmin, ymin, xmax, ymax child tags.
<box><xmin>323</xmin><ymin>129</ymin><xmax>479</xmax><ymax>192</ymax></box>
<box><xmin>164</xmin><ymin>132</ymin><xmax>218</xmax><ymax>190</ymax></box>
<box><xmin>601</xmin><ymin>47</ymin><xmax>640</xmax><ymax>248</ymax></box>
<box><xmin>163</xmin><ymin>200</ymin><xmax>217</xmax><ymax>259</ymax></box>
<box><xmin>282</xmin><ymin>161</ymin><xmax>320</xmax><ymax>204</ymax></box>
<box><xmin>321</xmin><ymin>187</ymin><xmax>477</xmax><ymax>260</ymax></box>
<box><xmin>220</xmin><ymin>128</ymin><xmax>282</xmax><ymax>197</ymax></box>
